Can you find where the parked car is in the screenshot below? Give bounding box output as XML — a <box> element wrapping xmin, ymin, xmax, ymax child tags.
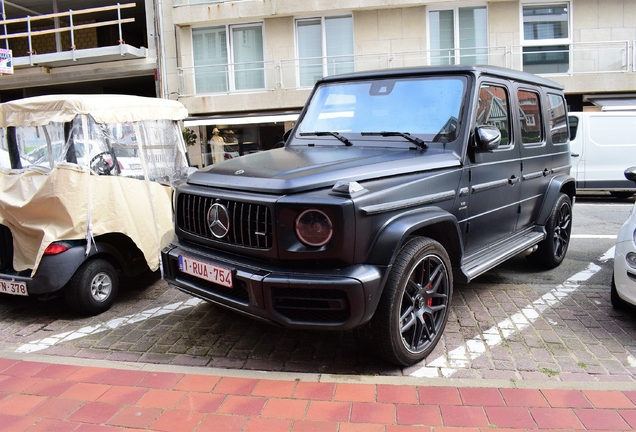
<box><xmin>223</xmin><ymin>145</ymin><xmax>240</xmax><ymax>160</ymax></box>
<box><xmin>611</xmin><ymin>167</ymin><xmax>636</xmax><ymax>309</ymax></box>
<box><xmin>568</xmin><ymin>111</ymin><xmax>636</xmax><ymax>199</ymax></box>
<box><xmin>162</xmin><ymin>65</ymin><xmax>575</xmax><ymax>366</ymax></box>
<box><xmin>239</xmin><ymin>142</ymin><xmax>261</xmax><ymax>155</ymax></box>
<box><xmin>0</xmin><ymin>94</ymin><xmax>190</xmax><ymax>315</ymax></box>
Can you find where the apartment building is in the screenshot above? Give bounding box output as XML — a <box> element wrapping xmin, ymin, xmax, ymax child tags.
<box><xmin>1</xmin><ymin>1</ymin><xmax>633</xmax><ymax>167</ymax></box>
<box><xmin>169</xmin><ymin>0</ymin><xmax>636</xmax><ymax>167</ymax></box>
<box><xmin>0</xmin><ymin>0</ymin><xmax>169</xmax><ymax>99</ymax></box>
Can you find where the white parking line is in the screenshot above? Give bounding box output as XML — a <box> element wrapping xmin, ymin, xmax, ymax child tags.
<box><xmin>15</xmin><ymin>298</ymin><xmax>203</xmax><ymax>354</ymax></box>
<box><xmin>571</xmin><ymin>234</ymin><xmax>616</xmax><ymax>239</ymax></box>
<box><xmin>409</xmin><ymin>248</ymin><xmax>612</xmax><ymax>378</ymax></box>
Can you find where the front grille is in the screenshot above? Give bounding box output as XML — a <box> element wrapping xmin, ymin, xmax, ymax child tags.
<box><xmin>177</xmin><ymin>193</ymin><xmax>273</xmax><ymax>249</ymax></box>
<box><xmin>0</xmin><ymin>225</ymin><xmax>13</xmax><ymax>272</ymax></box>
<box><xmin>272</xmin><ymin>288</ymin><xmax>350</xmax><ymax>324</ymax></box>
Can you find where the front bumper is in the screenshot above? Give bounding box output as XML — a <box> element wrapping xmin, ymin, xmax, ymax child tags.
<box><xmin>162</xmin><ymin>241</ymin><xmax>386</xmax><ymax>330</ymax></box>
<box><xmin>613</xmin><ymin>236</ymin><xmax>636</xmax><ymax>306</ymax></box>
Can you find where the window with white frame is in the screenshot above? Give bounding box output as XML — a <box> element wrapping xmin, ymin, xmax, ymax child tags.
<box><xmin>192</xmin><ymin>23</ymin><xmax>264</xmax><ymax>94</ymax></box>
<box><xmin>428</xmin><ymin>5</ymin><xmax>488</xmax><ymax>66</ymax></box>
<box><xmin>521</xmin><ymin>2</ymin><xmax>570</xmax><ymax>74</ymax></box>
<box><xmin>296</xmin><ymin>16</ymin><xmax>354</xmax><ymax>87</ymax></box>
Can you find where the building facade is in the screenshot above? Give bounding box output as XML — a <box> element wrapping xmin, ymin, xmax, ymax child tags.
<box><xmin>0</xmin><ymin>0</ymin><xmax>171</xmax><ymax>99</ymax></box>
<box><xmin>1</xmin><ymin>1</ymin><xmax>634</xmax><ymax>167</ymax></box>
<box><xmin>168</xmin><ymin>0</ymin><xmax>636</xmax><ymax>167</ymax></box>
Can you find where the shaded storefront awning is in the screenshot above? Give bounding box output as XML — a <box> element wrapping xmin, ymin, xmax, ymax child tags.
<box><xmin>184</xmin><ymin>113</ymin><xmax>299</xmax><ymax>127</ymax></box>
<box><xmin>584</xmin><ymin>94</ymin><xmax>636</xmax><ymax>111</ymax></box>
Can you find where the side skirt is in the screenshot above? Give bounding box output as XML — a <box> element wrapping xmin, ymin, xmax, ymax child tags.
<box><xmin>460</xmin><ymin>227</ymin><xmax>545</xmax><ymax>282</ymax></box>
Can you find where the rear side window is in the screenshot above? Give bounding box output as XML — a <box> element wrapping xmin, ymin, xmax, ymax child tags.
<box><xmin>518</xmin><ymin>90</ymin><xmax>543</xmax><ymax>144</ymax></box>
<box><xmin>548</xmin><ymin>94</ymin><xmax>568</xmax><ymax>144</ymax></box>
<box><xmin>475</xmin><ymin>84</ymin><xmax>511</xmax><ymax>146</ymax></box>
<box><xmin>568</xmin><ymin>116</ymin><xmax>579</xmax><ymax>140</ymax></box>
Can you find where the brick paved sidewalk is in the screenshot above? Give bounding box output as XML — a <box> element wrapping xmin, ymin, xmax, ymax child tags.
<box><xmin>1</xmin><ymin>357</ymin><xmax>636</xmax><ymax>431</ymax></box>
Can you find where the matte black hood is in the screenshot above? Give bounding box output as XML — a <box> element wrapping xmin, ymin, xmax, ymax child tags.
<box><xmin>187</xmin><ymin>145</ymin><xmax>461</xmax><ymax>194</ymax></box>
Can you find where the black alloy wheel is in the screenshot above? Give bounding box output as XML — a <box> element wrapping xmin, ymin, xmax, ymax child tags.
<box><xmin>372</xmin><ymin>237</ymin><xmax>452</xmax><ymax>366</ymax></box>
<box><xmin>528</xmin><ymin>193</ymin><xmax>572</xmax><ymax>269</ymax></box>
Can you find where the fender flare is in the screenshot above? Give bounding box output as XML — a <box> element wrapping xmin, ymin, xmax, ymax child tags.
<box><xmin>366</xmin><ymin>207</ymin><xmax>463</xmax><ymax>270</ymax></box>
<box><xmin>537</xmin><ymin>174</ymin><xmax>576</xmax><ymax>226</ymax></box>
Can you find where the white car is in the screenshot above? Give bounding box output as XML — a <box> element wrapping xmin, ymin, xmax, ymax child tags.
<box><xmin>612</xmin><ymin>166</ymin><xmax>636</xmax><ymax>308</ymax></box>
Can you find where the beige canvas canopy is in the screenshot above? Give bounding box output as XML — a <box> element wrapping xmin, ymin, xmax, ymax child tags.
<box><xmin>0</xmin><ymin>94</ymin><xmax>188</xmax><ymax>127</ymax></box>
<box><xmin>0</xmin><ymin>94</ymin><xmax>189</xmax><ymax>275</ymax></box>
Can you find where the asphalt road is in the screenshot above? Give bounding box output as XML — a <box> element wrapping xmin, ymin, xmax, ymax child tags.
<box><xmin>1</xmin><ymin>195</ymin><xmax>635</xmax><ymax>384</ymax></box>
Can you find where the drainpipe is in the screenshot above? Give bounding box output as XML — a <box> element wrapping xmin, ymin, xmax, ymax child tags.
<box><xmin>154</xmin><ymin>0</ymin><xmax>168</xmax><ymax>98</ymax></box>
<box><xmin>1</xmin><ymin>0</ymin><xmax>7</xmax><ymax>50</ymax></box>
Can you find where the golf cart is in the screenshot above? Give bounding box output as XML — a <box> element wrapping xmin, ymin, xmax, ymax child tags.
<box><xmin>0</xmin><ymin>94</ymin><xmax>190</xmax><ymax>315</ymax></box>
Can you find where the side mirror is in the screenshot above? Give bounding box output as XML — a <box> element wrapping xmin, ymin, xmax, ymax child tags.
<box><xmin>625</xmin><ymin>166</ymin><xmax>636</xmax><ymax>184</ymax></box>
<box><xmin>274</xmin><ymin>129</ymin><xmax>292</xmax><ymax>149</ymax></box>
<box><xmin>474</xmin><ymin>125</ymin><xmax>501</xmax><ymax>152</ymax></box>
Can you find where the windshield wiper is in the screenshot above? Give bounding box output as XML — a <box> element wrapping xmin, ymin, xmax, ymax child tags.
<box><xmin>299</xmin><ymin>131</ymin><xmax>352</xmax><ymax>146</ymax></box>
<box><xmin>361</xmin><ymin>132</ymin><xmax>428</xmax><ymax>150</ymax></box>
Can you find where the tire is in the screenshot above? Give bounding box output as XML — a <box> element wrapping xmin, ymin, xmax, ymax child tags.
<box><xmin>611</xmin><ymin>276</ymin><xmax>628</xmax><ymax>310</ymax></box>
<box><xmin>528</xmin><ymin>193</ymin><xmax>572</xmax><ymax>269</ymax></box>
<box><xmin>65</xmin><ymin>259</ymin><xmax>119</xmax><ymax>315</ymax></box>
<box><xmin>369</xmin><ymin>237</ymin><xmax>452</xmax><ymax>366</ymax></box>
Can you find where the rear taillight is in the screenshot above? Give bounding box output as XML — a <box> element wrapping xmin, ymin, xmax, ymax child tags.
<box><xmin>43</xmin><ymin>242</ymin><xmax>71</xmax><ymax>255</ymax></box>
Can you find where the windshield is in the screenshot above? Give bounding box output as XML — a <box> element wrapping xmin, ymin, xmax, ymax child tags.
<box><xmin>297</xmin><ymin>75</ymin><xmax>466</xmax><ymax>143</ymax></box>
<box><xmin>0</xmin><ymin>115</ymin><xmax>189</xmax><ymax>184</ymax></box>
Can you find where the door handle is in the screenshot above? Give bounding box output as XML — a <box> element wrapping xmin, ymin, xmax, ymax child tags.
<box><xmin>543</xmin><ymin>168</ymin><xmax>551</xmax><ymax>176</ymax></box>
<box><xmin>571</xmin><ymin>153</ymin><xmax>580</xmax><ymax>157</ymax></box>
<box><xmin>508</xmin><ymin>175</ymin><xmax>520</xmax><ymax>185</ymax></box>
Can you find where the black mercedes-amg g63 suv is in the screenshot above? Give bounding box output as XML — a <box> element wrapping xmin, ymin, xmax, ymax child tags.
<box><xmin>162</xmin><ymin>65</ymin><xmax>574</xmax><ymax>366</ymax></box>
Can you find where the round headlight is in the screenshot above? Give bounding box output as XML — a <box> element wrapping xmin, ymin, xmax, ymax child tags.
<box><xmin>295</xmin><ymin>209</ymin><xmax>333</xmax><ymax>247</ymax></box>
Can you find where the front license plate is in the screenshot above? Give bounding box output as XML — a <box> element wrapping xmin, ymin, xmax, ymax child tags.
<box><xmin>178</xmin><ymin>255</ymin><xmax>233</xmax><ymax>288</ymax></box>
<box><xmin>0</xmin><ymin>279</ymin><xmax>28</xmax><ymax>296</ymax></box>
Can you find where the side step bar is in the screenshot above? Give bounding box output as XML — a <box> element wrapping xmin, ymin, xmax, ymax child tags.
<box><xmin>461</xmin><ymin>229</ymin><xmax>545</xmax><ymax>282</ymax></box>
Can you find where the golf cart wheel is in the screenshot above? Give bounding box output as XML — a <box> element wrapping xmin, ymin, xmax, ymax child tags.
<box><xmin>65</xmin><ymin>258</ymin><xmax>119</xmax><ymax>315</ymax></box>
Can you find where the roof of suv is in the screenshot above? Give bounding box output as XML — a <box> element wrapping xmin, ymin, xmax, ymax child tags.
<box><xmin>318</xmin><ymin>65</ymin><xmax>564</xmax><ymax>91</ymax></box>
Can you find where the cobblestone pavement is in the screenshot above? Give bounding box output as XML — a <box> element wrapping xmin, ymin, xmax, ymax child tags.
<box><xmin>0</xmin><ymin>202</ymin><xmax>635</xmax><ymax>386</ymax></box>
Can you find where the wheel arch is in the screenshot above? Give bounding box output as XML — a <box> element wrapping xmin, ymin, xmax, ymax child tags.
<box><xmin>366</xmin><ymin>207</ymin><xmax>463</xmax><ymax>270</ymax></box>
<box><xmin>89</xmin><ymin>233</ymin><xmax>149</xmax><ymax>277</ymax></box>
<box><xmin>537</xmin><ymin>175</ymin><xmax>575</xmax><ymax>226</ymax></box>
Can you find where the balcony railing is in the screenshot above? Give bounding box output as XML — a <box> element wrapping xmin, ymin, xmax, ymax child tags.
<box><xmin>278</xmin><ymin>53</ymin><xmax>390</xmax><ymax>89</ymax></box>
<box><xmin>177</xmin><ymin>42</ymin><xmax>636</xmax><ymax>97</ymax></box>
<box><xmin>0</xmin><ymin>3</ymin><xmax>141</xmax><ymax>67</ymax></box>
<box><xmin>511</xmin><ymin>41</ymin><xmax>630</xmax><ymax>75</ymax></box>
<box><xmin>177</xmin><ymin>61</ymin><xmax>278</xmax><ymax>96</ymax></box>
<box><xmin>392</xmin><ymin>46</ymin><xmax>508</xmax><ymax>69</ymax></box>
<box><xmin>177</xmin><ymin>53</ymin><xmax>390</xmax><ymax>95</ymax></box>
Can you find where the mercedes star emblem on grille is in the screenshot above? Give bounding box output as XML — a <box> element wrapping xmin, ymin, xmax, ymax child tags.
<box><xmin>207</xmin><ymin>203</ymin><xmax>230</xmax><ymax>238</ymax></box>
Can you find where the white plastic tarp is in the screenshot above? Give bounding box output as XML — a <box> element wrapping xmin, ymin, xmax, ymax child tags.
<box><xmin>0</xmin><ymin>94</ymin><xmax>189</xmax><ymax>275</ymax></box>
